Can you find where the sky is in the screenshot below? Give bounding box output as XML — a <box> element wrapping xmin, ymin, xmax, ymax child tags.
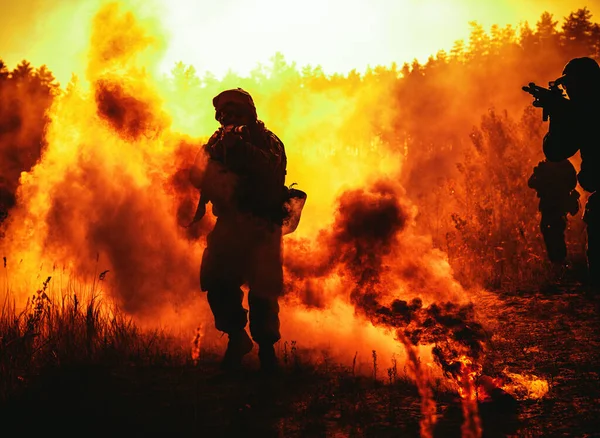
<box><xmin>0</xmin><ymin>0</ymin><xmax>597</xmax><ymax>85</ymax></box>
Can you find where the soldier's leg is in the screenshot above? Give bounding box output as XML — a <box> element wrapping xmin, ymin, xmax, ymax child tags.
<box><xmin>248</xmin><ymin>294</ymin><xmax>281</xmax><ymax>345</ymax></box>
<box><xmin>540</xmin><ymin>213</ymin><xmax>567</xmax><ymax>264</ymax></box>
<box><xmin>200</xmin><ymin>219</ymin><xmax>253</xmax><ymax>368</ymax></box>
<box><xmin>206</xmin><ymin>285</ymin><xmax>253</xmax><ymax>369</ymax></box>
<box><xmin>205</xmin><ymin>285</ymin><xmax>247</xmax><ymax>335</ymax></box>
<box><xmin>584</xmin><ymin>194</ymin><xmax>599</xmax><ymax>292</ymax></box>
<box><xmin>587</xmin><ymin>224</ymin><xmax>599</xmax><ymax>290</ymax></box>
<box><xmin>247</xmin><ymin>226</ymin><xmax>283</xmax><ymax>370</ymax></box>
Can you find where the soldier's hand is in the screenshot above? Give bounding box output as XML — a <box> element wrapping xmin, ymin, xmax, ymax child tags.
<box><xmin>222</xmin><ymin>125</ymin><xmax>248</xmax><ymax>136</ymax></box>
<box><xmin>220</xmin><ymin>131</ymin><xmax>238</xmax><ymax>149</ymax></box>
<box><xmin>221</xmin><ymin>126</ymin><xmax>250</xmax><ymax>153</ymax></box>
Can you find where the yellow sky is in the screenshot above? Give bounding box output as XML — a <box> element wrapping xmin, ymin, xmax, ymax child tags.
<box><xmin>0</xmin><ymin>0</ymin><xmax>596</xmax><ymax>85</ymax></box>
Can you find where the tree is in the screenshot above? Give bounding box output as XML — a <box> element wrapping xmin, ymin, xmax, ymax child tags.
<box><xmin>450</xmin><ymin>39</ymin><xmax>466</xmax><ymax>63</ymax></box>
<box><xmin>533</xmin><ymin>11</ymin><xmax>561</xmax><ymax>55</ymax></box>
<box><xmin>65</xmin><ymin>73</ymin><xmax>80</xmax><ymax>96</ymax></box>
<box><xmin>500</xmin><ymin>24</ymin><xmax>517</xmax><ymax>47</ymax></box>
<box><xmin>400</xmin><ymin>62</ymin><xmax>411</xmax><ymax>78</ymax></box>
<box><xmin>410</xmin><ymin>59</ymin><xmax>424</xmax><ymax>76</ymax></box>
<box><xmin>0</xmin><ymin>59</ymin><xmax>59</xmax><ymax>223</ymax></box>
<box><xmin>518</xmin><ymin>21</ymin><xmax>537</xmax><ymax>52</ymax></box>
<box><xmin>0</xmin><ymin>59</ymin><xmax>9</xmax><ymax>81</ymax></box>
<box><xmin>490</xmin><ymin>24</ymin><xmax>502</xmax><ymax>56</ymax></box>
<box><xmin>170</xmin><ymin>62</ymin><xmax>201</xmax><ymax>91</ymax></box>
<box><xmin>436</xmin><ymin>50</ymin><xmax>448</xmax><ymax>64</ymax></box>
<box><xmin>267</xmin><ymin>52</ymin><xmax>300</xmax><ymax>86</ymax></box>
<box><xmin>536</xmin><ymin>12</ymin><xmax>558</xmax><ymax>38</ymax></box>
<box><xmin>346</xmin><ymin>69</ymin><xmax>362</xmax><ymax>89</ymax></box>
<box><xmin>562</xmin><ymin>7</ymin><xmax>595</xmax><ymax>55</ymax></box>
<box><xmin>250</xmin><ymin>63</ymin><xmax>268</xmax><ymax>85</ymax></box>
<box><xmin>590</xmin><ymin>23</ymin><xmax>600</xmax><ymax>59</ymax></box>
<box><xmin>12</xmin><ymin>60</ymin><xmax>33</xmax><ymax>81</ymax></box>
<box><xmin>467</xmin><ymin>21</ymin><xmax>490</xmax><ymax>61</ymax></box>
<box><xmin>35</xmin><ymin>65</ymin><xmax>60</xmax><ymax>95</ymax></box>
<box><xmin>201</xmin><ymin>71</ymin><xmax>219</xmax><ymax>89</ymax></box>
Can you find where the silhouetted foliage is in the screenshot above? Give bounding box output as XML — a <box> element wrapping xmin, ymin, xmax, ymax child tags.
<box><xmin>0</xmin><ymin>58</ymin><xmax>59</xmax><ymax>219</ymax></box>
<box><xmin>562</xmin><ymin>7</ymin><xmax>595</xmax><ymax>56</ymax></box>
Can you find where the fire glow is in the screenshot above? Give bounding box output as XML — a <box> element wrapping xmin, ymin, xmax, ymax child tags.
<box><xmin>0</xmin><ymin>1</ymin><xmax>565</xmax><ymax>437</ymax></box>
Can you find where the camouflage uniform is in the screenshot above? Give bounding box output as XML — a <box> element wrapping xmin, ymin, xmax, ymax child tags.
<box><xmin>542</xmin><ymin>58</ymin><xmax>600</xmax><ymax>290</ymax></box>
<box><xmin>528</xmin><ymin>159</ymin><xmax>579</xmax><ymax>264</ymax></box>
<box><xmin>191</xmin><ymin>89</ymin><xmax>288</xmax><ymax>349</ymax></box>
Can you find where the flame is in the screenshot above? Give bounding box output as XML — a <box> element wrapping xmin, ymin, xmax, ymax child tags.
<box><xmin>397</xmin><ymin>334</ymin><xmax>438</xmax><ymax>438</ymax></box>
<box><xmin>191</xmin><ymin>325</ymin><xmax>203</xmax><ymax>364</ymax></box>
<box><xmin>455</xmin><ymin>356</ymin><xmax>481</xmax><ymax>400</ymax></box>
<box><xmin>455</xmin><ymin>356</ymin><xmax>483</xmax><ymax>438</ymax></box>
<box><xmin>501</xmin><ymin>369</ymin><xmax>550</xmax><ymax>400</ymax></box>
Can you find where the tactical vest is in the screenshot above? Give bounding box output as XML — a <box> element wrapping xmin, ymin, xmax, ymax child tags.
<box><xmin>202</xmin><ymin>123</ymin><xmax>288</xmax><ymax>224</ymax></box>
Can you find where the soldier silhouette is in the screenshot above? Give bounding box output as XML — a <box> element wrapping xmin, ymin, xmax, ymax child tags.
<box><xmin>528</xmin><ymin>57</ymin><xmax>600</xmax><ymax>295</ymax></box>
<box><xmin>189</xmin><ymin>88</ymin><xmax>289</xmax><ymax>372</ymax></box>
<box><xmin>528</xmin><ymin>159</ymin><xmax>580</xmax><ymax>266</ymax></box>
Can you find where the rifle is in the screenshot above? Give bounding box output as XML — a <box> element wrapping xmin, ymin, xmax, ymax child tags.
<box><xmin>522</xmin><ymin>81</ymin><xmax>567</xmax><ymax>121</ymax></box>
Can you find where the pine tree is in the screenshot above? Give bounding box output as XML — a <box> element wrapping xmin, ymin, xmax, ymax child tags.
<box><xmin>12</xmin><ymin>60</ymin><xmax>33</xmax><ymax>81</ymax></box>
<box><xmin>0</xmin><ymin>59</ymin><xmax>9</xmax><ymax>81</ymax></box>
<box><xmin>536</xmin><ymin>11</ymin><xmax>559</xmax><ymax>51</ymax></box>
<box><xmin>561</xmin><ymin>7</ymin><xmax>595</xmax><ymax>56</ymax></box>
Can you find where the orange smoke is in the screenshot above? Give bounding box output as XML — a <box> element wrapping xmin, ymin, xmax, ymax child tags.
<box><xmin>0</xmin><ymin>1</ymin><xmax>571</xmax><ymax>415</ymax></box>
<box><xmin>1</xmin><ymin>3</ymin><xmax>202</xmax><ymax>321</ymax></box>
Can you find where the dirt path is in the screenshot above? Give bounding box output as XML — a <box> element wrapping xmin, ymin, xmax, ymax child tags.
<box><xmin>479</xmin><ymin>285</ymin><xmax>600</xmax><ymax>436</ymax></box>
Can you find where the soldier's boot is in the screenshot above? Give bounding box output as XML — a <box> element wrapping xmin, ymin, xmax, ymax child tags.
<box><xmin>258</xmin><ymin>343</ymin><xmax>280</xmax><ymax>373</ymax></box>
<box><xmin>220</xmin><ymin>329</ymin><xmax>253</xmax><ymax>371</ymax></box>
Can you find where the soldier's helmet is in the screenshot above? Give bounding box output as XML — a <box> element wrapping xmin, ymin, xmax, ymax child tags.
<box><xmin>555</xmin><ymin>57</ymin><xmax>600</xmax><ymax>86</ymax></box>
<box><xmin>212</xmin><ymin>88</ymin><xmax>257</xmax><ymax>121</ymax></box>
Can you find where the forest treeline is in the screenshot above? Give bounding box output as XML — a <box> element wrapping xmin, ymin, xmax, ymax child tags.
<box><xmin>165</xmin><ymin>6</ymin><xmax>600</xmax><ymax>289</ymax></box>
<box><xmin>0</xmin><ymin>59</ymin><xmax>59</xmax><ymax>220</ymax></box>
<box><xmin>1</xmin><ymin>7</ymin><xmax>597</xmax><ymax>289</ymax></box>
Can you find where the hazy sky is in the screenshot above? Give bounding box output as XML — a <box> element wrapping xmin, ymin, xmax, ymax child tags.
<box><xmin>0</xmin><ymin>0</ymin><xmax>597</xmax><ymax>85</ymax></box>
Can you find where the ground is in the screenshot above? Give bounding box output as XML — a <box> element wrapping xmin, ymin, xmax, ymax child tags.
<box><xmin>1</xmin><ymin>285</ymin><xmax>599</xmax><ymax>438</ymax></box>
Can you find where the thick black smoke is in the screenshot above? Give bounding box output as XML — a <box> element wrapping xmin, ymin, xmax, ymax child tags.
<box><xmin>34</xmin><ymin>76</ymin><xmax>206</xmax><ymax>316</ymax></box>
<box><xmin>285</xmin><ymin>179</ymin><xmax>488</xmax><ymax>376</ymax></box>
<box><xmin>95</xmin><ymin>79</ymin><xmax>167</xmax><ymax>141</ymax></box>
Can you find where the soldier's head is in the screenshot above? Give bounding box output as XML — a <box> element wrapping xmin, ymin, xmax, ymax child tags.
<box><xmin>555</xmin><ymin>57</ymin><xmax>600</xmax><ymax>102</ymax></box>
<box><xmin>212</xmin><ymin>88</ymin><xmax>258</xmax><ymax>127</ymax></box>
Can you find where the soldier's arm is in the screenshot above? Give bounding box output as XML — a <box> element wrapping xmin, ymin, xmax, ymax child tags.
<box><xmin>271</xmin><ymin>132</ymin><xmax>287</xmax><ymax>177</ymax></box>
<box><xmin>190</xmin><ymin>149</ymin><xmax>207</xmax><ymax>189</ymax></box>
<box><xmin>527</xmin><ymin>162</ymin><xmax>541</xmax><ymax>189</ymax></box>
<box><xmin>563</xmin><ymin>160</ymin><xmax>579</xmax><ymax>190</ymax></box>
<box><xmin>190</xmin><ymin>132</ymin><xmax>220</xmax><ymax>189</ymax></box>
<box><xmin>221</xmin><ymin>132</ymin><xmax>281</xmax><ymax>173</ymax></box>
<box><xmin>527</xmin><ymin>172</ymin><xmax>537</xmax><ymax>189</ymax></box>
<box><xmin>543</xmin><ymin>109</ymin><xmax>583</xmax><ymax>162</ymax></box>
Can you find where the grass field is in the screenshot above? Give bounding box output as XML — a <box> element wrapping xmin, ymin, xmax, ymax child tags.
<box><xmin>1</xmin><ymin>277</ymin><xmax>599</xmax><ymax>438</ymax></box>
